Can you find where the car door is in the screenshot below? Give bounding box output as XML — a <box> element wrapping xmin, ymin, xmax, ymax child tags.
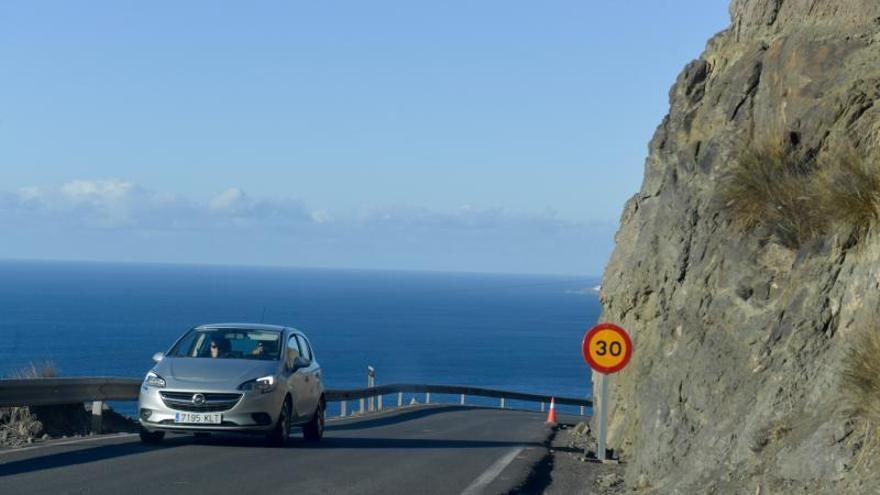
<box><xmin>284</xmin><ymin>334</ymin><xmax>310</xmax><ymax>421</ymax></box>
<box><xmin>295</xmin><ymin>334</ymin><xmax>320</xmax><ymax>414</ymax></box>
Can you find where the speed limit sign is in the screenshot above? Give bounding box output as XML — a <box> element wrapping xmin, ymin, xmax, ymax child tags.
<box><xmin>582</xmin><ymin>322</ymin><xmax>632</xmax><ymax>462</ymax></box>
<box><xmin>582</xmin><ymin>322</ymin><xmax>632</xmax><ymax>374</ymax></box>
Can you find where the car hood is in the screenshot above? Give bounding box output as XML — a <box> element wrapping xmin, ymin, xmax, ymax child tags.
<box><xmin>156</xmin><ymin>358</ymin><xmax>279</xmax><ymax>388</ymax></box>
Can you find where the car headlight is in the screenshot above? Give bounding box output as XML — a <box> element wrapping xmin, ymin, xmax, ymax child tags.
<box><xmin>238</xmin><ymin>375</ymin><xmax>275</xmax><ymax>394</ymax></box>
<box><xmin>144</xmin><ymin>371</ymin><xmax>166</xmax><ymax>388</ymax></box>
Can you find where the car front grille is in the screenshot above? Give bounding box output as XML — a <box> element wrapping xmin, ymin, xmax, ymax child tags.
<box><xmin>159</xmin><ymin>391</ymin><xmax>243</xmax><ymax>412</ymax></box>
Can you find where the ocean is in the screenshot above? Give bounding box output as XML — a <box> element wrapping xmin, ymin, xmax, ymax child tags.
<box><xmin>0</xmin><ymin>260</ymin><xmax>601</xmax><ymax>416</ymax></box>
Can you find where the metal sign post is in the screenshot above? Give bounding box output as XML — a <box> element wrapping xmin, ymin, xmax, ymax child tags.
<box><xmin>596</xmin><ymin>371</ymin><xmax>609</xmax><ymax>461</ymax></box>
<box><xmin>582</xmin><ymin>323</ymin><xmax>632</xmax><ymax>463</ymax></box>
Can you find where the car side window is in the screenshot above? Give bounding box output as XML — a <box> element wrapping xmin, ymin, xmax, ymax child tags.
<box><xmin>286</xmin><ymin>335</ymin><xmax>301</xmax><ymax>368</ymax></box>
<box><xmin>303</xmin><ymin>337</ymin><xmax>315</xmax><ymax>361</ymax></box>
<box><xmin>295</xmin><ymin>335</ymin><xmax>312</xmax><ymax>362</ymax></box>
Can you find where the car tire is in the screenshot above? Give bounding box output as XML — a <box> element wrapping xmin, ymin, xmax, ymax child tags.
<box><xmin>139</xmin><ymin>428</ymin><xmax>165</xmax><ymax>444</ymax></box>
<box><xmin>267</xmin><ymin>397</ymin><xmax>292</xmax><ymax>447</ymax></box>
<box><xmin>303</xmin><ymin>401</ymin><xmax>324</xmax><ymax>442</ymax></box>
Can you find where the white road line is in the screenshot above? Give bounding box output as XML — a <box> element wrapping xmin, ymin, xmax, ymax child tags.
<box><xmin>0</xmin><ymin>433</ymin><xmax>138</xmax><ymax>456</ymax></box>
<box><xmin>460</xmin><ymin>446</ymin><xmax>525</xmax><ymax>495</ymax></box>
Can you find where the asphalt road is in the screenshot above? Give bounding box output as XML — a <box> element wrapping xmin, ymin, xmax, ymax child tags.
<box><xmin>0</xmin><ymin>405</ymin><xmax>558</xmax><ymax>495</ymax></box>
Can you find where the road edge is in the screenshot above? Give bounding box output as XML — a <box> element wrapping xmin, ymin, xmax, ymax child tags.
<box><xmin>479</xmin><ymin>423</ymin><xmax>555</xmax><ymax>494</ymax></box>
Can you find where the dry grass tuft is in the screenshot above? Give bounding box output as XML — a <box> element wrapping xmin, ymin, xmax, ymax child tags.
<box><xmin>841</xmin><ymin>328</ymin><xmax>880</xmax><ymax>424</ymax></box>
<box><xmin>9</xmin><ymin>361</ymin><xmax>58</xmax><ymax>379</ymax></box>
<box><xmin>720</xmin><ymin>141</ymin><xmax>820</xmax><ymax>248</ymax></box>
<box><xmin>817</xmin><ymin>145</ymin><xmax>880</xmax><ymax>242</ymax></box>
<box><xmin>720</xmin><ymin>141</ymin><xmax>880</xmax><ymax>248</ymax></box>
<box><xmin>767</xmin><ymin>420</ymin><xmax>791</xmax><ymax>443</ymax></box>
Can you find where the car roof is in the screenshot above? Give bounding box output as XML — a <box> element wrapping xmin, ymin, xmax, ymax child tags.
<box><xmin>195</xmin><ymin>323</ymin><xmax>292</xmax><ymax>332</ymax></box>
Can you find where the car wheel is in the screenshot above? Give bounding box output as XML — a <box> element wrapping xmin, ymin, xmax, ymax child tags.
<box><xmin>139</xmin><ymin>428</ymin><xmax>165</xmax><ymax>445</ymax></box>
<box><xmin>303</xmin><ymin>401</ymin><xmax>324</xmax><ymax>442</ymax></box>
<box><xmin>267</xmin><ymin>397</ymin><xmax>292</xmax><ymax>447</ymax></box>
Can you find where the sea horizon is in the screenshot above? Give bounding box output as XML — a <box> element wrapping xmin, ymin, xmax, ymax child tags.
<box><xmin>0</xmin><ymin>256</ymin><xmax>600</xmax><ymax>280</ymax></box>
<box><xmin>0</xmin><ymin>259</ymin><xmax>602</xmax><ymax>415</ymax></box>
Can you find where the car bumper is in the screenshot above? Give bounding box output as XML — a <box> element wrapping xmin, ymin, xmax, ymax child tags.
<box><xmin>138</xmin><ymin>385</ymin><xmax>283</xmax><ymax>434</ymax></box>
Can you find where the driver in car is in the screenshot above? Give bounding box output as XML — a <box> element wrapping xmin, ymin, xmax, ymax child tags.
<box><xmin>209</xmin><ymin>338</ymin><xmax>231</xmax><ymax>358</ymax></box>
<box><xmin>251</xmin><ymin>339</ymin><xmax>280</xmax><ymax>359</ymax></box>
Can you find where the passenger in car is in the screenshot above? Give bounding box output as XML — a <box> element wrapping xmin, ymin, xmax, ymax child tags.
<box><xmin>209</xmin><ymin>338</ymin><xmax>231</xmax><ymax>358</ymax></box>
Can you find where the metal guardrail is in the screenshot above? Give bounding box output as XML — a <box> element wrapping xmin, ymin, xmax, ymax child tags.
<box><xmin>327</xmin><ymin>383</ymin><xmax>590</xmax><ymax>406</ymax></box>
<box><xmin>327</xmin><ymin>383</ymin><xmax>591</xmax><ymax>418</ymax></box>
<box><xmin>0</xmin><ymin>378</ymin><xmax>142</xmax><ymax>407</ymax></box>
<box><xmin>0</xmin><ymin>378</ymin><xmax>592</xmax><ymax>422</ymax></box>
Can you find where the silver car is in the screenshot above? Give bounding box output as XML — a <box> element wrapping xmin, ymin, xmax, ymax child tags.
<box><xmin>138</xmin><ymin>323</ymin><xmax>325</xmax><ymax>446</ymax></box>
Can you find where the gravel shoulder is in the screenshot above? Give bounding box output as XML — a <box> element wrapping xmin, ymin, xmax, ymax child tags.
<box><xmin>513</xmin><ymin>418</ymin><xmax>627</xmax><ymax>495</ymax></box>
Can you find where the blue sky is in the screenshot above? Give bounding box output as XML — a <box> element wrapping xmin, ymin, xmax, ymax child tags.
<box><xmin>0</xmin><ymin>1</ymin><xmax>729</xmax><ymax>275</ymax></box>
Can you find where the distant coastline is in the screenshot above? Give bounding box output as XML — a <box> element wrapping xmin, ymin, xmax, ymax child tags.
<box><xmin>565</xmin><ymin>284</ymin><xmax>601</xmax><ymax>296</ymax></box>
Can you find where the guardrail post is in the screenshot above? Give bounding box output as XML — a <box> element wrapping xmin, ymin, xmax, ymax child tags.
<box><xmin>460</xmin><ymin>394</ymin><xmax>465</xmax><ymax>405</ymax></box>
<box><xmin>360</xmin><ymin>397</ymin><xmax>365</xmax><ymax>415</ymax></box>
<box><xmin>426</xmin><ymin>392</ymin><xmax>431</xmax><ymax>404</ymax></box>
<box><xmin>580</xmin><ymin>405</ymin><xmax>585</xmax><ymax>416</ymax></box>
<box><xmin>378</xmin><ymin>394</ymin><xmax>383</xmax><ymax>410</ymax></box>
<box><xmin>341</xmin><ymin>400</ymin><xmax>347</xmax><ymax>417</ymax></box>
<box><xmin>90</xmin><ymin>400</ymin><xmax>103</xmax><ymax>434</ymax></box>
<box><xmin>500</xmin><ymin>397</ymin><xmax>505</xmax><ymax>409</ymax></box>
<box><xmin>541</xmin><ymin>401</ymin><xmax>545</xmax><ymax>412</ymax></box>
<box><xmin>367</xmin><ymin>366</ymin><xmax>375</xmax><ymax>412</ymax></box>
<box><xmin>397</xmin><ymin>392</ymin><xmax>403</xmax><ymax>408</ymax></box>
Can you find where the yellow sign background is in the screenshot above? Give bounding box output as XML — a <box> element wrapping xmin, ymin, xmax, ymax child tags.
<box><xmin>587</xmin><ymin>328</ymin><xmax>629</xmax><ymax>369</ymax></box>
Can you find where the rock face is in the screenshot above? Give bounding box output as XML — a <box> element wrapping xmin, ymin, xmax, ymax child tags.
<box><xmin>599</xmin><ymin>1</ymin><xmax>880</xmax><ymax>493</ymax></box>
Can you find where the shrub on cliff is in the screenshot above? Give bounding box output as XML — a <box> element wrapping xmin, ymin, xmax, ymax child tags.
<box><xmin>720</xmin><ymin>142</ymin><xmax>820</xmax><ymax>247</ymax></box>
<box><xmin>720</xmin><ymin>141</ymin><xmax>880</xmax><ymax>247</ymax></box>
<box><xmin>841</xmin><ymin>327</ymin><xmax>880</xmax><ymax>424</ymax></box>
<box><xmin>817</xmin><ymin>146</ymin><xmax>880</xmax><ymax>242</ymax></box>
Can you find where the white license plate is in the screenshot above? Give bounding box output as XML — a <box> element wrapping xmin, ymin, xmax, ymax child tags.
<box><xmin>174</xmin><ymin>413</ymin><xmax>222</xmax><ymax>424</ymax></box>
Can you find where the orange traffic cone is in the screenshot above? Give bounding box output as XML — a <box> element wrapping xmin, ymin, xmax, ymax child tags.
<box><xmin>546</xmin><ymin>397</ymin><xmax>557</xmax><ymax>424</ymax></box>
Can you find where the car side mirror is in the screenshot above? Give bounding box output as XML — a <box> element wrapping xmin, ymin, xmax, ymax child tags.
<box><xmin>292</xmin><ymin>356</ymin><xmax>310</xmax><ymax>372</ymax></box>
<box><xmin>152</xmin><ymin>352</ymin><xmax>164</xmax><ymax>363</ymax></box>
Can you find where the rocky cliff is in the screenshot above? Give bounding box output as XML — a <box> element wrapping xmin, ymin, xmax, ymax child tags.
<box><xmin>599</xmin><ymin>1</ymin><xmax>880</xmax><ymax>493</ymax></box>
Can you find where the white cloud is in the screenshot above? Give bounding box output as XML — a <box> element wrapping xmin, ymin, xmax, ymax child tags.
<box><xmin>209</xmin><ymin>187</ymin><xmax>250</xmax><ymax>214</ymax></box>
<box><xmin>4</xmin><ymin>179</ymin><xmax>314</xmax><ymax>231</ymax></box>
<box><xmin>14</xmin><ymin>179</ymin><xmax>149</xmax><ymax>228</ymax></box>
<box><xmin>310</xmin><ymin>210</ymin><xmax>333</xmax><ymax>224</ymax></box>
<box><xmin>59</xmin><ymin>179</ymin><xmax>135</xmax><ymax>202</ymax></box>
<box><xmin>0</xmin><ymin>179</ymin><xmax>615</xmax><ymax>274</ymax></box>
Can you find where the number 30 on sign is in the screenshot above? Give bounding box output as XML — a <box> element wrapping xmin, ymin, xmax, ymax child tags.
<box><xmin>582</xmin><ymin>323</ymin><xmax>632</xmax><ymax>374</ymax></box>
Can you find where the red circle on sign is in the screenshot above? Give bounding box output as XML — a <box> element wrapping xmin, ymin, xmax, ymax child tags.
<box><xmin>582</xmin><ymin>323</ymin><xmax>632</xmax><ymax>374</ymax></box>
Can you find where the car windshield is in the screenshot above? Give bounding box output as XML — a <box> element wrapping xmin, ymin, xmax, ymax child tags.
<box><xmin>167</xmin><ymin>328</ymin><xmax>282</xmax><ymax>360</ymax></box>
